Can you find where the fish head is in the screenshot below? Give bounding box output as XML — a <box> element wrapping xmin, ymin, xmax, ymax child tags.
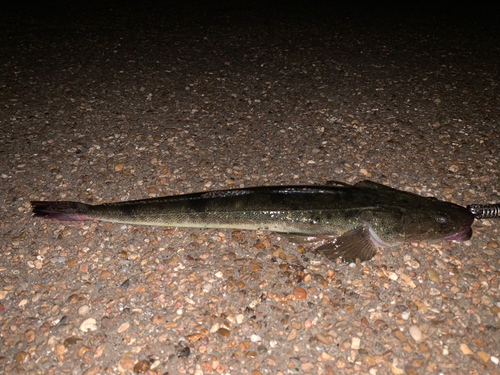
<box><xmin>402</xmin><ymin>200</ymin><xmax>475</xmax><ymax>243</ymax></box>
<box><xmin>356</xmin><ymin>181</ymin><xmax>475</xmax><ymax>244</ymax></box>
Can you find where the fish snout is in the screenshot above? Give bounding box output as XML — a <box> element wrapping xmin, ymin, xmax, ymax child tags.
<box><xmin>444</xmin><ymin>226</ymin><xmax>473</xmax><ymax>241</ymax></box>
<box><xmin>442</xmin><ymin>209</ymin><xmax>475</xmax><ymax>242</ymax></box>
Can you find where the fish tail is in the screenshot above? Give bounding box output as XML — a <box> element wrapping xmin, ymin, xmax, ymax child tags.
<box><xmin>31</xmin><ymin>201</ymin><xmax>90</xmax><ymax>221</ymax></box>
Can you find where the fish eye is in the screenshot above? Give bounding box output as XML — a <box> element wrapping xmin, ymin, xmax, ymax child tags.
<box><xmin>436</xmin><ymin>216</ymin><xmax>447</xmax><ymax>223</ymax></box>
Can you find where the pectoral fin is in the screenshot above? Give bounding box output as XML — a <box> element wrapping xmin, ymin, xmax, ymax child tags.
<box><xmin>315</xmin><ymin>225</ymin><xmax>379</xmax><ymax>262</ymax></box>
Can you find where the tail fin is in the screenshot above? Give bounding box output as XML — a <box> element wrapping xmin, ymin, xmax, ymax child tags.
<box><xmin>31</xmin><ymin>201</ymin><xmax>90</xmax><ymax>221</ymax></box>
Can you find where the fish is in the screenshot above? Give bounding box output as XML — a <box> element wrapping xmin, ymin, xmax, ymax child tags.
<box><xmin>31</xmin><ymin>180</ymin><xmax>475</xmax><ymax>262</ymax></box>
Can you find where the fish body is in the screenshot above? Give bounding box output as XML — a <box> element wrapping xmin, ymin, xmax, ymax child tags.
<box><xmin>31</xmin><ymin>180</ymin><xmax>474</xmax><ymax>262</ymax></box>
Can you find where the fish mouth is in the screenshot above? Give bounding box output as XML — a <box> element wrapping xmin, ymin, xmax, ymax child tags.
<box><xmin>444</xmin><ymin>226</ymin><xmax>473</xmax><ymax>241</ymax></box>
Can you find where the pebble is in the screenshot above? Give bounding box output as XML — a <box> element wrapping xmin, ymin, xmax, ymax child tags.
<box><xmin>477</xmin><ymin>351</ymin><xmax>490</xmax><ymax>363</ymax></box>
<box><xmin>287</xmin><ymin>328</ymin><xmax>297</xmax><ymax>341</ymax></box>
<box><xmin>293</xmin><ymin>287</ymin><xmax>307</xmax><ymax>299</ymax></box>
<box><xmin>392</xmin><ymin>329</ymin><xmax>408</xmax><ymax>342</ymax></box>
<box><xmin>134</xmin><ymin>359</ymin><xmax>151</xmax><ymax>373</ymax></box>
<box><xmin>250</xmin><ymin>262</ymin><xmax>261</xmax><ymax>271</ymax></box>
<box><xmin>318</xmin><ymin>352</ymin><xmax>334</xmax><ymax>361</ymax></box>
<box><xmin>151</xmin><ymin>315</ymin><xmax>164</xmax><ymax>324</ymax></box>
<box><xmin>239</xmin><ymin>341</ymin><xmax>251</xmax><ymax>351</ymax></box>
<box><xmin>178</xmin><ymin>347</ymin><xmax>190</xmax><ymax>358</ymax></box>
<box><xmin>15</xmin><ymin>351</ymin><xmax>29</xmax><ymax>364</ymax></box>
<box><xmin>185</xmin><ymin>333</ymin><xmax>203</xmax><ymax>341</ymax></box>
<box><xmin>80</xmin><ymin>318</ymin><xmax>98</xmax><ymax>332</ymax></box>
<box><xmin>316</xmin><ymin>333</ymin><xmax>334</xmax><ymax>345</ymax></box>
<box><xmin>117</xmin><ymin>322</ymin><xmax>130</xmax><ymax>333</ymax></box>
<box><xmin>100</xmin><ymin>270</ymin><xmax>111</xmax><ymax>278</ymax></box>
<box><xmin>118</xmin><ymin>357</ymin><xmax>135</xmax><ymax>372</ymax></box>
<box><xmin>257</xmin><ymin>345</ymin><xmax>267</xmax><ymax>354</ymax></box>
<box><xmin>25</xmin><ymin>329</ymin><xmax>35</xmax><ymax>342</ymax></box>
<box><xmin>472</xmin><ymin>338</ymin><xmax>487</xmax><ymax>346</ymax></box>
<box><xmin>82</xmin><ymin>366</ymin><xmax>102</xmax><ymax>375</ymax></box>
<box><xmin>64</xmin><ymin>337</ymin><xmax>81</xmax><ymax>347</ymax></box>
<box><xmin>77</xmin><ymin>345</ymin><xmax>92</xmax><ymax>357</ymax></box>
<box><xmin>78</xmin><ymin>305</ymin><xmax>90</xmax><ymax>316</ymax></box>
<box><xmin>409</xmin><ymin>326</ymin><xmax>423</xmax><ymax>342</ymax></box>
<box><xmin>427</xmin><ymin>269</ymin><xmax>440</xmax><ymax>282</ymax></box>
<box><xmin>55</xmin><ymin>344</ymin><xmax>65</xmax><ymax>357</ymax></box>
<box><xmin>460</xmin><ymin>343</ymin><xmax>474</xmax><ymax>355</ymax></box>
<box><xmin>351</xmin><ymin>337</ymin><xmax>360</xmax><ymax>349</ymax></box>
<box><xmin>218</xmin><ymin>328</ymin><xmax>230</xmax><ymax>337</ymax></box>
<box><xmin>251</xmin><ymin>334</ymin><xmax>262</xmax><ymax>342</ymax></box>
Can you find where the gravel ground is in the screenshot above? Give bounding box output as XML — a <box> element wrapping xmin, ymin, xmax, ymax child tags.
<box><xmin>1</xmin><ymin>1</ymin><xmax>499</xmax><ymax>374</ymax></box>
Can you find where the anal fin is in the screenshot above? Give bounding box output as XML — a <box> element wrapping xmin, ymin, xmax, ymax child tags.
<box><xmin>315</xmin><ymin>225</ymin><xmax>378</xmax><ymax>262</ymax></box>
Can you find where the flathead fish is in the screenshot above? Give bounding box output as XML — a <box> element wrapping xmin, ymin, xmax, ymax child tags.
<box><xmin>31</xmin><ymin>180</ymin><xmax>475</xmax><ymax>262</ymax></box>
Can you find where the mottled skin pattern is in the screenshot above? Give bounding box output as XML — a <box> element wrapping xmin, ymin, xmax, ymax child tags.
<box><xmin>32</xmin><ymin>181</ymin><xmax>475</xmax><ymax>262</ymax></box>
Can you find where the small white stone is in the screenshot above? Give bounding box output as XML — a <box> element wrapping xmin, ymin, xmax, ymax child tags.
<box><xmin>80</xmin><ymin>318</ymin><xmax>97</xmax><ymax>332</ymax></box>
<box><xmin>351</xmin><ymin>337</ymin><xmax>360</xmax><ymax>350</ymax></box>
<box><xmin>250</xmin><ymin>334</ymin><xmax>261</xmax><ymax>342</ymax></box>
<box><xmin>491</xmin><ymin>356</ymin><xmax>499</xmax><ymax>365</ymax></box>
<box><xmin>210</xmin><ymin>323</ymin><xmax>220</xmax><ymax>333</ymax></box>
<box><xmin>388</xmin><ymin>272</ymin><xmax>398</xmax><ymax>281</ymax></box>
<box><xmin>236</xmin><ymin>314</ymin><xmax>244</xmax><ymax>324</ymax></box>
<box><xmin>402</xmin><ymin>311</ymin><xmax>410</xmax><ymax>320</ymax></box>
<box><xmin>409</xmin><ymin>325</ymin><xmax>423</xmax><ymax>342</ymax></box>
